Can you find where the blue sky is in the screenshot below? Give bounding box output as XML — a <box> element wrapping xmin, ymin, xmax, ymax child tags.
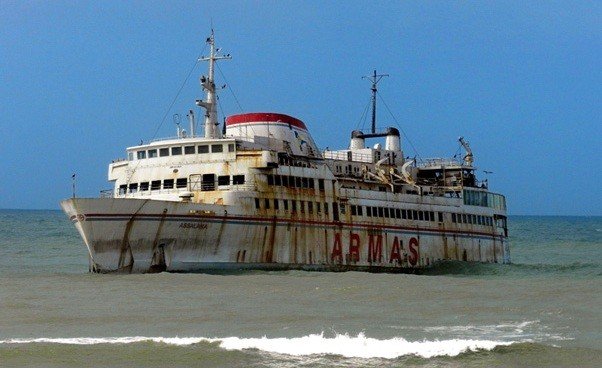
<box><xmin>1</xmin><ymin>1</ymin><xmax>600</xmax><ymax>215</ymax></box>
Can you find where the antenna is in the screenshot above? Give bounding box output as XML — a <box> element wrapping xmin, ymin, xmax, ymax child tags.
<box><xmin>71</xmin><ymin>173</ymin><xmax>76</xmax><ymax>198</ymax></box>
<box><xmin>458</xmin><ymin>136</ymin><xmax>474</xmax><ymax>166</ymax></box>
<box><xmin>362</xmin><ymin>70</ymin><xmax>389</xmax><ymax>134</ymax></box>
<box><xmin>198</xmin><ymin>30</ymin><xmax>232</xmax><ymax>139</ymax></box>
<box><xmin>173</xmin><ymin>113</ymin><xmax>182</xmax><ymax>137</ymax></box>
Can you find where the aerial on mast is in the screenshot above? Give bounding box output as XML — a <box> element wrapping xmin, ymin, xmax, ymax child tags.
<box><xmin>458</xmin><ymin>136</ymin><xmax>474</xmax><ymax>166</ymax></box>
<box><xmin>196</xmin><ymin>30</ymin><xmax>231</xmax><ymax>139</ymax></box>
<box><xmin>362</xmin><ymin>70</ymin><xmax>389</xmax><ymax>134</ymax></box>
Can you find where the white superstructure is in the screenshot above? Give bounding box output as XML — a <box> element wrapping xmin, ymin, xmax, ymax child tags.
<box><xmin>61</xmin><ymin>32</ymin><xmax>509</xmax><ymax>273</ymax></box>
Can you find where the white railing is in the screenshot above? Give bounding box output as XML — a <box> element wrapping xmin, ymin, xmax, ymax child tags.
<box><xmin>323</xmin><ymin>151</ymin><xmax>374</xmax><ymax>163</ymax></box>
<box><xmin>110</xmin><ymin>182</ymin><xmax>257</xmax><ymax>198</ymax></box>
<box><xmin>418</xmin><ymin>158</ymin><xmax>462</xmax><ymax>167</ymax></box>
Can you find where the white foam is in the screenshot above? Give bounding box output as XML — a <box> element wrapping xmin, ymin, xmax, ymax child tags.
<box><xmin>0</xmin><ymin>333</ymin><xmax>514</xmax><ymax>359</ymax></box>
<box><xmin>216</xmin><ymin>333</ymin><xmax>514</xmax><ymax>358</ymax></box>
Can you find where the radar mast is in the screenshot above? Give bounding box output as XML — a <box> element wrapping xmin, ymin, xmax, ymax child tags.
<box><xmin>362</xmin><ymin>70</ymin><xmax>389</xmax><ymax>134</ymax></box>
<box><xmin>197</xmin><ymin>30</ymin><xmax>231</xmax><ymax>139</ymax></box>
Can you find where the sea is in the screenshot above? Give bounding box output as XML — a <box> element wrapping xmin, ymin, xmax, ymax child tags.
<box><xmin>0</xmin><ymin>210</ymin><xmax>600</xmax><ymax>368</ymax></box>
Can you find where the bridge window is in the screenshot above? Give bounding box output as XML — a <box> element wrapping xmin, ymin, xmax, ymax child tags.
<box><xmin>211</xmin><ymin>144</ymin><xmax>223</xmax><ymax>153</ymax></box>
<box><xmin>274</xmin><ymin>199</ymin><xmax>279</xmax><ymax>210</ymax></box>
<box><xmin>318</xmin><ymin>179</ymin><xmax>325</xmax><ymax>191</ymax></box>
<box><xmin>357</xmin><ymin>206</ymin><xmax>363</xmax><ymax>216</ymax></box>
<box><xmin>283</xmin><ymin>199</ymin><xmax>289</xmax><ymax>211</ymax></box>
<box><xmin>232</xmin><ymin>175</ymin><xmax>245</xmax><ymax>185</ymax></box>
<box><xmin>228</xmin><ymin>143</ymin><xmax>235</xmax><ymax>152</ymax></box>
<box><xmin>308</xmin><ymin>202</ymin><xmax>313</xmax><ymax>214</ymax></box>
<box><xmin>163</xmin><ymin>179</ymin><xmax>174</xmax><ymax>189</ymax></box>
<box><xmin>148</xmin><ymin>149</ymin><xmax>157</xmax><ymax>158</ymax></box>
<box><xmin>264</xmin><ymin>198</ymin><xmax>270</xmax><ymax>209</ymax></box>
<box><xmin>351</xmin><ymin>205</ymin><xmax>357</xmax><ymax>216</ymax></box>
<box><xmin>171</xmin><ymin>147</ymin><xmax>182</xmax><ymax>155</ymax></box>
<box><xmin>128</xmin><ymin>183</ymin><xmax>138</xmax><ymax>193</ymax></box>
<box><xmin>184</xmin><ymin>145</ymin><xmax>195</xmax><ymax>154</ymax></box>
<box><xmin>151</xmin><ymin>180</ymin><xmax>161</xmax><ymax>190</ymax></box>
<box><xmin>119</xmin><ymin>184</ymin><xmax>127</xmax><ymax>195</ymax></box>
<box><xmin>274</xmin><ymin>175</ymin><xmax>282</xmax><ymax>186</ymax></box>
<box><xmin>452</xmin><ymin>213</ymin><xmax>457</xmax><ymax>223</ymax></box>
<box><xmin>201</xmin><ymin>174</ymin><xmax>215</xmax><ymax>191</ymax></box>
<box><xmin>255</xmin><ymin>198</ymin><xmax>260</xmax><ymax>209</ymax></box>
<box><xmin>159</xmin><ymin>148</ymin><xmax>169</xmax><ymax>157</ymax></box>
<box><xmin>137</xmin><ymin>151</ymin><xmax>146</xmax><ymax>159</ymax></box>
<box><xmin>218</xmin><ymin>175</ymin><xmax>230</xmax><ymax>186</ymax></box>
<box><xmin>316</xmin><ymin>202</ymin><xmax>321</xmax><ymax>213</ymax></box>
<box><xmin>176</xmin><ymin>178</ymin><xmax>187</xmax><ymax>189</ymax></box>
<box><xmin>198</xmin><ymin>145</ymin><xmax>209</xmax><ymax>154</ymax></box>
<box><xmin>140</xmin><ymin>182</ymin><xmax>149</xmax><ymax>191</ymax></box>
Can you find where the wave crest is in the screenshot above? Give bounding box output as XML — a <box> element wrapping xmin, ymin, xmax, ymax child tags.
<box><xmin>0</xmin><ymin>333</ymin><xmax>514</xmax><ymax>359</ymax></box>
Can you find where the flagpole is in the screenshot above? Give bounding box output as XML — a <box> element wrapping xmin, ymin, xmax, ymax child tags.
<box><xmin>72</xmin><ymin>174</ymin><xmax>76</xmax><ymax>198</ymax></box>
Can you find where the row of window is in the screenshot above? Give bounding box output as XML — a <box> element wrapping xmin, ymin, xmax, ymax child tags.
<box><xmin>352</xmin><ymin>205</ymin><xmax>443</xmax><ymax>222</ymax></box>
<box><xmin>130</xmin><ymin>143</ymin><xmax>235</xmax><ymax>161</ymax></box>
<box><xmin>463</xmin><ymin>189</ymin><xmax>507</xmax><ymax>211</ymax></box>
<box><xmin>118</xmin><ymin>174</ymin><xmax>246</xmax><ymax>194</ymax></box>
<box><xmin>451</xmin><ymin>213</ymin><xmax>494</xmax><ymax>226</ymax></box>
<box><xmin>266</xmin><ymin>174</ymin><xmax>326</xmax><ymax>191</ymax></box>
<box><xmin>254</xmin><ymin>198</ymin><xmax>494</xmax><ymax>227</ymax></box>
<box><xmin>254</xmin><ymin>198</ymin><xmax>331</xmax><ymax>215</ymax></box>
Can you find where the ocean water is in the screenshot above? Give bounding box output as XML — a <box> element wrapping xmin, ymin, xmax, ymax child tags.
<box><xmin>0</xmin><ymin>210</ymin><xmax>600</xmax><ymax>367</ymax></box>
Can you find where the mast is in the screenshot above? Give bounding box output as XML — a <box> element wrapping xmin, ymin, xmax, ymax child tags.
<box><xmin>197</xmin><ymin>30</ymin><xmax>231</xmax><ymax>139</ymax></box>
<box><xmin>363</xmin><ymin>70</ymin><xmax>388</xmax><ymax>134</ymax></box>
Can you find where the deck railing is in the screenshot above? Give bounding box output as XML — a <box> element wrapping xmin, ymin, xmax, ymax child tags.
<box><xmin>99</xmin><ymin>189</ymin><xmax>114</xmax><ymax>198</ymax></box>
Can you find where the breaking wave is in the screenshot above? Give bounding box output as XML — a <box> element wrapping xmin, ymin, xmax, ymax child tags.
<box><xmin>0</xmin><ymin>333</ymin><xmax>515</xmax><ymax>359</ymax></box>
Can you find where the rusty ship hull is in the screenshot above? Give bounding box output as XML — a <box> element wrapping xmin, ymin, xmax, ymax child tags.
<box><xmin>61</xmin><ymin>197</ymin><xmax>509</xmax><ymax>273</ymax></box>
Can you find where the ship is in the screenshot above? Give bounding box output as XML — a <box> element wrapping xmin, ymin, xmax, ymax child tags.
<box><xmin>61</xmin><ymin>31</ymin><xmax>509</xmax><ymax>273</ymax></box>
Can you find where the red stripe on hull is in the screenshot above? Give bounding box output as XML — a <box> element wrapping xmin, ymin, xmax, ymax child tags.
<box><xmin>82</xmin><ymin>212</ymin><xmax>503</xmax><ymax>239</ymax></box>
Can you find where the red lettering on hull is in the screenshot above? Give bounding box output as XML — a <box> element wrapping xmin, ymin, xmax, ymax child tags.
<box><xmin>368</xmin><ymin>234</ymin><xmax>383</xmax><ymax>263</ymax></box>
<box><xmin>389</xmin><ymin>236</ymin><xmax>402</xmax><ymax>264</ymax></box>
<box><xmin>331</xmin><ymin>232</ymin><xmax>343</xmax><ymax>263</ymax></box>
<box><xmin>409</xmin><ymin>237</ymin><xmax>419</xmax><ymax>266</ymax></box>
<box><xmin>348</xmin><ymin>233</ymin><xmax>360</xmax><ymax>263</ymax></box>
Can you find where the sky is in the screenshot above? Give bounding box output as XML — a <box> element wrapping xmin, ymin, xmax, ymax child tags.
<box><xmin>1</xmin><ymin>1</ymin><xmax>600</xmax><ymax>215</ymax></box>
